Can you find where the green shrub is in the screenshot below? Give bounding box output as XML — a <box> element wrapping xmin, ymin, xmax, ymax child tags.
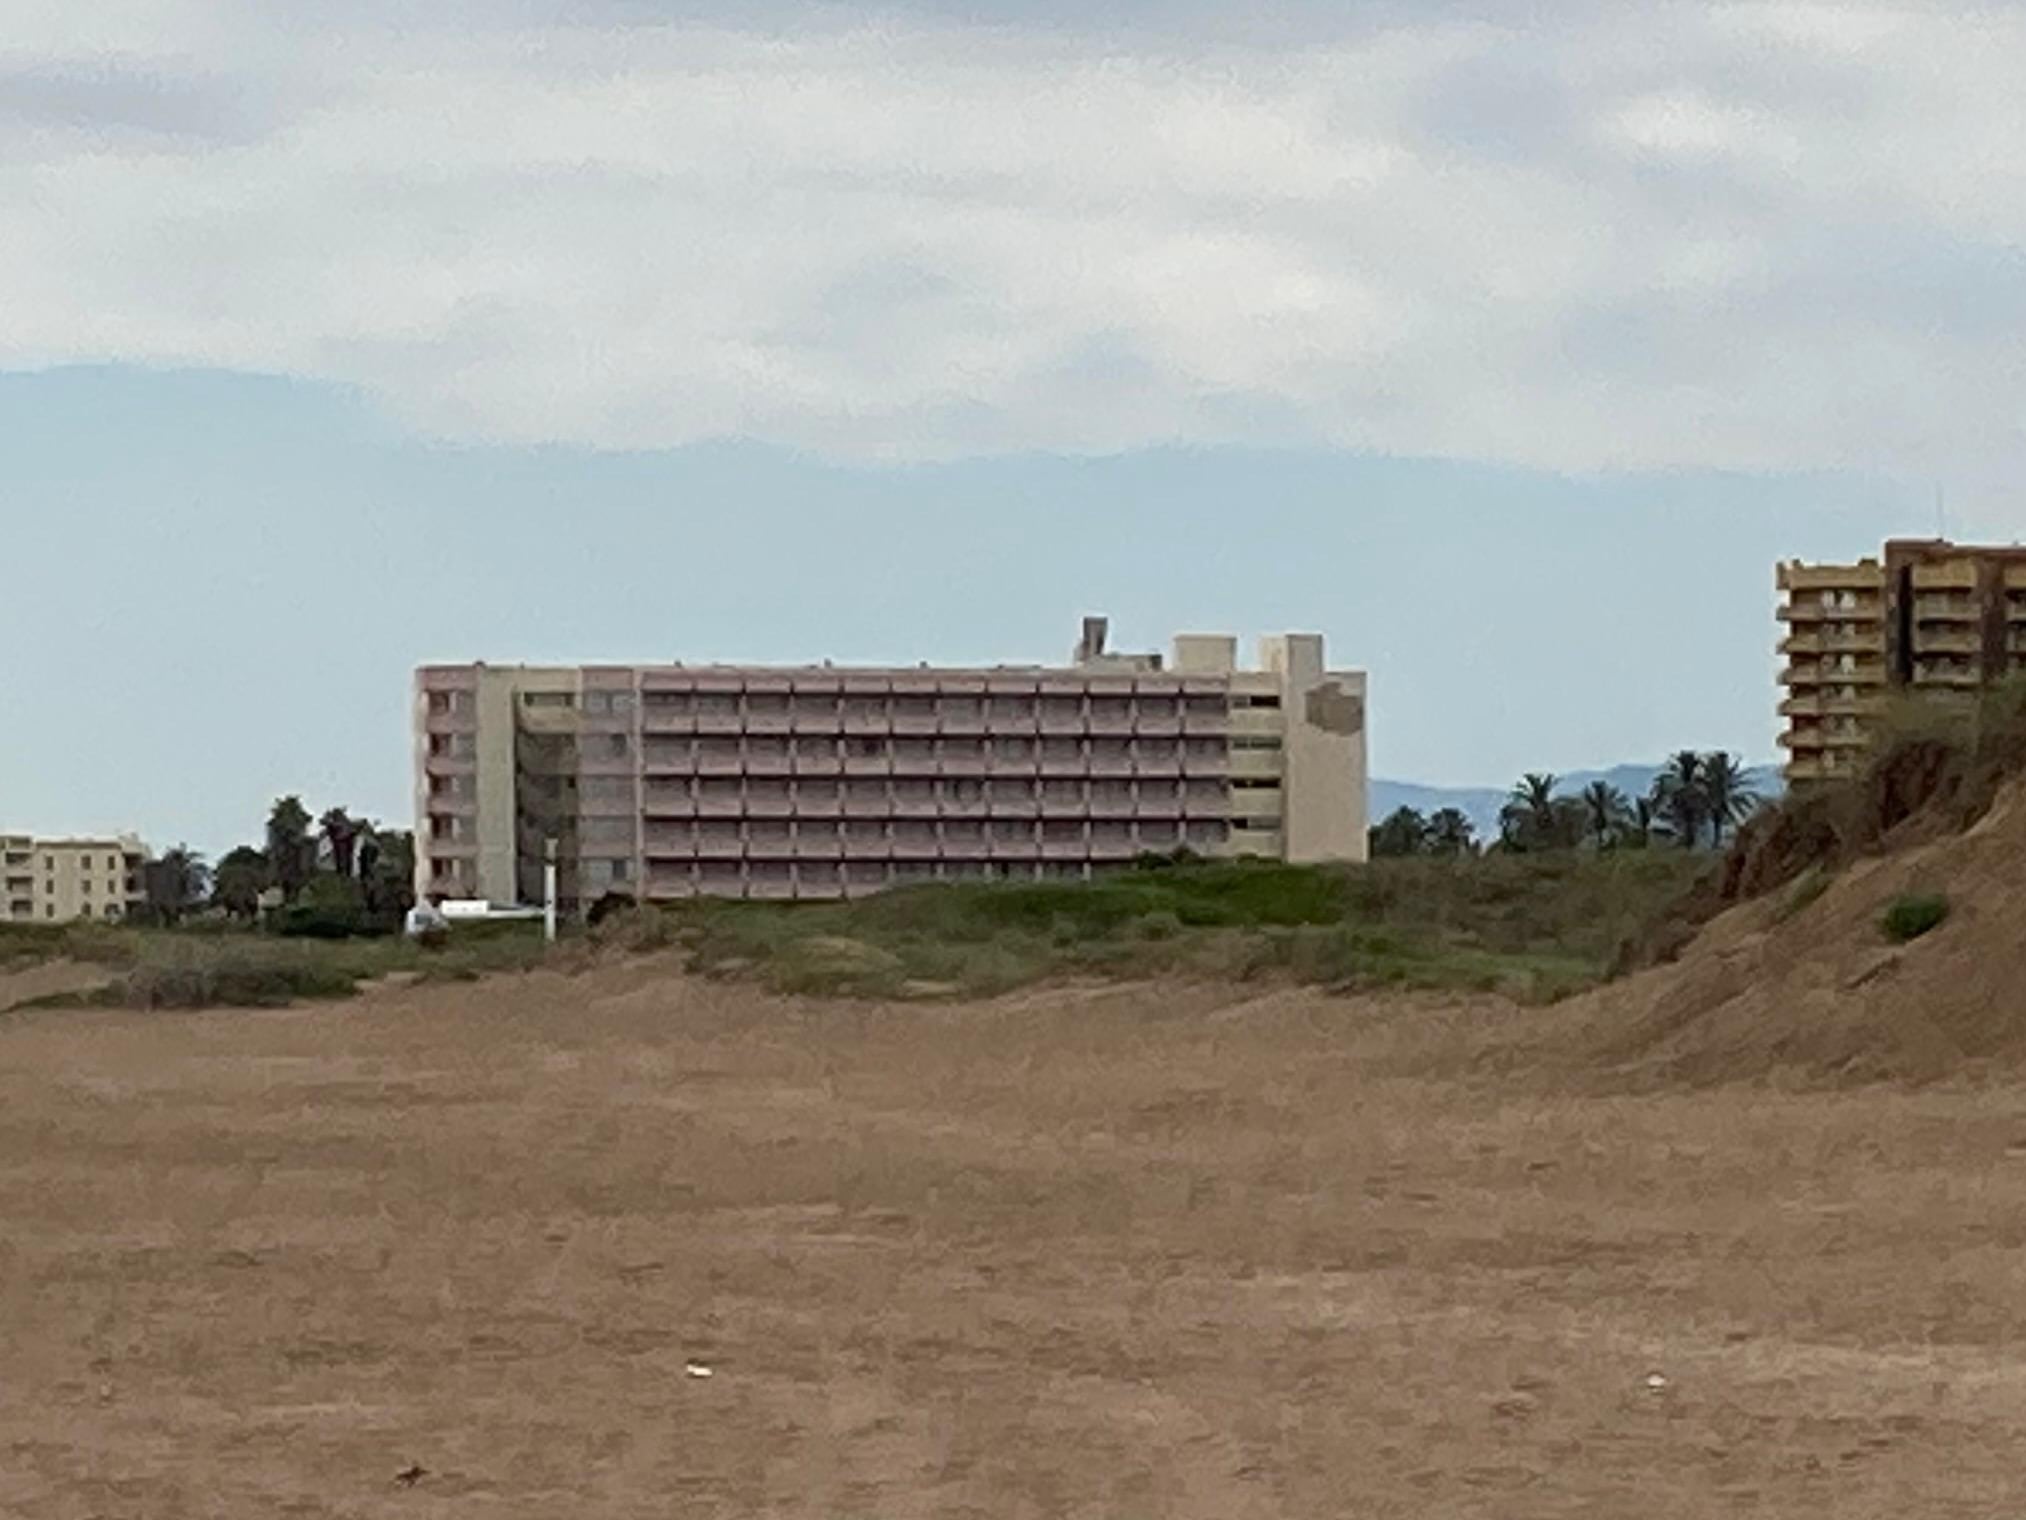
<box><xmin>1882</xmin><ymin>892</ymin><xmax>1950</xmax><ymax>944</ymax></box>
<box><xmin>274</xmin><ymin>876</ymin><xmax>372</xmax><ymax>940</ymax></box>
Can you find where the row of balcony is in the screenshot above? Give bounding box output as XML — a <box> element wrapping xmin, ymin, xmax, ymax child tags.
<box><xmin>1778</xmin><ymin>630</ymin><xmax>1887</xmax><ymax>656</ymax></box>
<box><xmin>633</xmin><ymin>794</ymin><xmax>1231</xmax><ymax>821</ymax></box>
<box><xmin>1912</xmin><ymin>594</ymin><xmax>1980</xmax><ymax>621</ymax></box>
<box><xmin>1779</xmin><ymin>664</ymin><xmax>1887</xmax><ymax>687</ymax></box>
<box><xmin>1909</xmin><ymin>626</ymin><xmax>1982</xmax><ymax>650</ymax></box>
<box><xmin>619</xmin><ymin>755</ymin><xmax>1228</xmax><ymax>783</ymax></box>
<box><xmin>639</xmin><ymin>831</ymin><xmax>1229</xmax><ymax>865</ymax></box>
<box><xmin>629</xmin><ymin>712</ymin><xmax>1231</xmax><ymax>739</ymax></box>
<box><xmin>1777</xmin><ymin>694</ymin><xmax>1886</xmax><ymax>719</ymax></box>
<box><xmin>1778</xmin><ymin>601</ymin><xmax>1882</xmax><ymax>624</ymax></box>
<box><xmin>1777</xmin><ymin>728</ymin><xmax>1871</xmax><ymax>751</ymax></box>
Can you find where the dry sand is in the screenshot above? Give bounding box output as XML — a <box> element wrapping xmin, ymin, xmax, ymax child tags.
<box><xmin>4</xmin><ymin>956</ymin><xmax>2024</xmax><ymax>1517</ymax></box>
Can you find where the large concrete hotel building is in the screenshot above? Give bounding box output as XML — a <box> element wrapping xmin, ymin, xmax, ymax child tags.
<box><xmin>1778</xmin><ymin>538</ymin><xmax>2026</xmax><ymax>782</ymax></box>
<box><xmin>415</xmin><ymin>620</ymin><xmax>1368</xmax><ymax>910</ymax></box>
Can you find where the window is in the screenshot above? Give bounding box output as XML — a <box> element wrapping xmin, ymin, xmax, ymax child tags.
<box><xmin>429</xmin><ymin>691</ymin><xmax>453</xmax><ymax>713</ymax></box>
<box><xmin>607</xmin><ymin>733</ymin><xmax>629</xmax><ymax>758</ymax></box>
<box><xmin>1232</xmin><ymin>735</ymin><xmax>1282</xmax><ymax>751</ymax></box>
<box><xmin>42</xmin><ymin>856</ymin><xmax>52</xmax><ymax>870</ymax></box>
<box><xmin>1233</xmin><ymin>778</ymin><xmax>1281</xmax><ymax>791</ymax></box>
<box><xmin>1238</xmin><ymin>694</ymin><xmax>1281</xmax><ymax>709</ymax></box>
<box><xmin>611</xmin><ymin>859</ymin><xmax>632</xmax><ymax>882</ymax></box>
<box><xmin>80</xmin><ymin>880</ymin><xmax>91</xmax><ymax>895</ymax></box>
<box><xmin>44</xmin><ymin>905</ymin><xmax>54</xmax><ymax>919</ymax></box>
<box><xmin>107</xmin><ymin>856</ymin><xmax>118</xmax><ymax>871</ymax></box>
<box><xmin>523</xmin><ymin>691</ymin><xmax>575</xmax><ymax>709</ymax></box>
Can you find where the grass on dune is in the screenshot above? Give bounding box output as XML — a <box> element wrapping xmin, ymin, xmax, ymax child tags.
<box><xmin>668</xmin><ymin>851</ymin><xmax>1700</xmax><ymax>1003</ymax></box>
<box><xmin>3</xmin><ymin>852</ymin><xmax>1701</xmax><ymax>1010</ymax></box>
<box><xmin>1</xmin><ymin>919</ymin><xmax>552</xmax><ymax>1011</ymax></box>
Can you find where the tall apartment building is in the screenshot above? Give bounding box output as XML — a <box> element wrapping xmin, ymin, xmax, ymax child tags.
<box><xmin>1777</xmin><ymin>538</ymin><xmax>2026</xmax><ymax>782</ymax></box>
<box><xmin>1</xmin><ymin>834</ymin><xmax>148</xmax><ymax>923</ymax></box>
<box><xmin>414</xmin><ymin>619</ymin><xmax>1368</xmax><ymax>909</ymax></box>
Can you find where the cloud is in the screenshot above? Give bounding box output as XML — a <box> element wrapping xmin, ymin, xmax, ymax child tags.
<box><xmin>4</xmin><ymin>1</ymin><xmax>2026</xmax><ymax>514</ymax></box>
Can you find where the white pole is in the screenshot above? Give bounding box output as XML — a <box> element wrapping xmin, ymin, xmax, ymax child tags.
<box><xmin>543</xmin><ymin>837</ymin><xmax>558</xmax><ymax>945</ymax></box>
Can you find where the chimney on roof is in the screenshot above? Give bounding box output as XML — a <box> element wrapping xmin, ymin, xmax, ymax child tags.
<box><xmin>1075</xmin><ymin>615</ymin><xmax>1110</xmax><ymax>666</ymax></box>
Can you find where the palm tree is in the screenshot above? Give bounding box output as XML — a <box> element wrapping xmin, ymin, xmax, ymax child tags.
<box><xmin>1699</xmin><ymin>752</ymin><xmax>1762</xmax><ymax>847</ymax></box>
<box><xmin>266</xmin><ymin>795</ymin><xmax>314</xmax><ymax>898</ymax></box>
<box><xmin>1621</xmin><ymin>795</ymin><xmax>1662</xmax><ymax>849</ymax></box>
<box><xmin>1369</xmin><ymin>806</ymin><xmax>1431</xmax><ymax>858</ymax></box>
<box><xmin>319</xmin><ymin>806</ymin><xmax>360</xmax><ymax>878</ymax></box>
<box><xmin>1501</xmin><ymin>773</ymin><xmax>1563</xmax><ymax>851</ymax></box>
<box><xmin>1579</xmin><ymin>781</ymin><xmax>1631</xmax><ymax>850</ymax></box>
<box><xmin>143</xmin><ymin>845</ymin><xmax>210</xmax><ymax>926</ymax></box>
<box><xmin>1426</xmin><ymin>807</ymin><xmax>1477</xmax><ymax>857</ymax></box>
<box><xmin>1651</xmin><ymin>751</ymin><xmax>1706</xmax><ymax>852</ymax></box>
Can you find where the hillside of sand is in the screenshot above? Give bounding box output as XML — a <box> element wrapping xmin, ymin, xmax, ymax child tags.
<box><xmin>1523</xmin><ymin>776</ymin><xmax>2026</xmax><ymax>1090</ymax></box>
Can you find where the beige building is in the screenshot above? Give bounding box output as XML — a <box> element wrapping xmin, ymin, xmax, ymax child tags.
<box><xmin>1778</xmin><ymin>538</ymin><xmax>2026</xmax><ymax>782</ymax></box>
<box><xmin>1</xmin><ymin>834</ymin><xmax>148</xmax><ymax>923</ymax></box>
<box><xmin>414</xmin><ymin>619</ymin><xmax>1368</xmax><ymax>910</ymax></box>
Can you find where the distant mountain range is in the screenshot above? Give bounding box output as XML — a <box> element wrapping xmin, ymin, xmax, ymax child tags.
<box><xmin>1372</xmin><ymin>763</ymin><xmax>1784</xmax><ymax>844</ymax></box>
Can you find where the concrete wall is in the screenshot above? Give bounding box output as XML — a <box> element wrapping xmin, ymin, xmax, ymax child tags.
<box><xmin>1261</xmin><ymin>635</ymin><xmax>1369</xmax><ymax>865</ymax></box>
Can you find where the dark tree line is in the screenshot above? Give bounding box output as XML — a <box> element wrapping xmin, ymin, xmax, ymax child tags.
<box><xmin>138</xmin><ymin>797</ymin><xmax>415</xmax><ymax>933</ymax></box>
<box><xmin>1370</xmin><ymin>751</ymin><xmax>1763</xmax><ymax>859</ymax></box>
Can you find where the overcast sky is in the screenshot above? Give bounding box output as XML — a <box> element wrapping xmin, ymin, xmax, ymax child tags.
<box><xmin>1</xmin><ymin>1</ymin><xmax>2017</xmax><ymax>850</ymax></box>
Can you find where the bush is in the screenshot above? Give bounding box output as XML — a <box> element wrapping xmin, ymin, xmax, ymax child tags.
<box><xmin>1882</xmin><ymin>892</ymin><xmax>1950</xmax><ymax>944</ymax></box>
<box><xmin>122</xmin><ymin>951</ymin><xmax>361</xmax><ymax>1009</ymax></box>
<box><xmin>274</xmin><ymin>876</ymin><xmax>372</xmax><ymax>940</ymax></box>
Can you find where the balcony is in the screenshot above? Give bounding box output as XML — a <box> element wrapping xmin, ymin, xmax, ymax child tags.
<box><xmin>1911</xmin><ymin>563</ymin><xmax>1978</xmax><ymax>592</ymax></box>
<box><xmin>1778</xmin><ymin>694</ymin><xmax>1885</xmax><ymax>719</ymax></box>
<box><xmin>793</xmin><ymin>829</ymin><xmax>842</xmax><ymax>859</ymax></box>
<box><xmin>1779</xmin><ymin>629</ymin><xmax>1883</xmax><ymax>656</ymax></box>
<box><xmin>1913</xmin><ymin>595</ymin><xmax>1979</xmax><ymax>622</ymax></box>
<box><xmin>1913</xmin><ymin>628</ymin><xmax>1980</xmax><ymax>655</ymax></box>
<box><xmin>1913</xmin><ymin>665</ymin><xmax>1982</xmax><ymax>690</ymax></box>
<box><xmin>1776</xmin><ymin>602</ymin><xmax>1828</xmax><ymax>623</ymax></box>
